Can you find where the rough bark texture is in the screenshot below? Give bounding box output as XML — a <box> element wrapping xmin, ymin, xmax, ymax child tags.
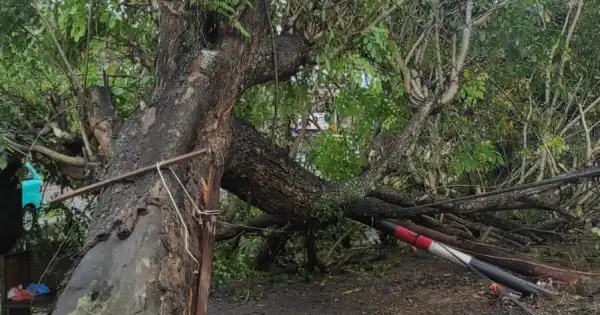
<box><xmin>222</xmin><ymin>119</ymin><xmax>328</xmax><ymax>220</ymax></box>
<box><xmin>54</xmin><ymin>2</ymin><xmax>310</xmax><ymax>314</ymax></box>
<box><xmin>84</xmin><ymin>85</ymin><xmax>118</xmax><ymax>160</ymax></box>
<box><xmin>220</xmin><ymin>118</ymin><xmax>565</xmax><ymax>223</ymax></box>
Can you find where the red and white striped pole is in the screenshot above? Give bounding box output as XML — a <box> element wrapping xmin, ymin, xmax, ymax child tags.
<box><xmin>374</xmin><ymin>219</ymin><xmax>552</xmax><ymax>296</ymax></box>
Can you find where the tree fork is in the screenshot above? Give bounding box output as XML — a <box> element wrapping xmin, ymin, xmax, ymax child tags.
<box><xmin>53</xmin><ymin>1</ymin><xmax>311</xmax><ymax>314</ymax></box>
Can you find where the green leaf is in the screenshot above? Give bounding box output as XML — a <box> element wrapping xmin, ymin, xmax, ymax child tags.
<box><xmin>234</xmin><ymin>21</ymin><xmax>250</xmax><ymax>38</ymax></box>
<box><xmin>112</xmin><ymin>86</ymin><xmax>125</xmax><ymax>96</ymax></box>
<box><xmin>108</xmin><ymin>17</ymin><xmax>117</xmax><ymax>29</ymax></box>
<box><xmin>140</xmin><ymin>76</ymin><xmax>154</xmax><ymax>85</ymax></box>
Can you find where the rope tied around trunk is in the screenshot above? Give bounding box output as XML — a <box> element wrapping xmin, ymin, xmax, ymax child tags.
<box><xmin>156</xmin><ymin>161</ymin><xmax>201</xmax><ymax>266</ymax></box>
<box><xmin>154</xmin><ymin>159</ymin><xmax>286</xmax><ymax>260</ymax></box>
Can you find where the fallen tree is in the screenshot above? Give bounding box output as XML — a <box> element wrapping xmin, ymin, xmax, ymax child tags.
<box><xmin>8</xmin><ymin>88</ymin><xmax>590</xmax><ymax>313</ymax></box>
<box><xmin>221</xmin><ymin>118</ymin><xmax>574</xmax><ymax>222</ymax></box>
<box><xmin>7</xmin><ymin>94</ymin><xmax>591</xmax><ymax>313</ymax></box>
<box><xmin>20</xmin><ymin>104</ymin><xmax>585</xmax><ymax>284</ymax></box>
<box><xmin>0</xmin><ymin>0</ymin><xmax>594</xmax><ymax>314</ymax></box>
<box><xmin>218</xmin><ymin>118</ymin><xmax>590</xmax><ymax>279</ymax></box>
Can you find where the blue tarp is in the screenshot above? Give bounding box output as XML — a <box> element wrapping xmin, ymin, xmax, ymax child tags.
<box><xmin>26</xmin><ymin>282</ymin><xmax>50</xmax><ymax>295</ymax></box>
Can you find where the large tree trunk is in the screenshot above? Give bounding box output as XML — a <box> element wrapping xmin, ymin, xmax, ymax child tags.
<box><xmin>54</xmin><ymin>2</ymin><xmax>309</xmax><ymax>314</ymax></box>
<box><xmin>221</xmin><ymin>118</ymin><xmax>566</xmax><ymax>224</ymax></box>
<box><xmin>223</xmin><ymin>119</ymin><xmax>449</xmax><ymax>221</ymax></box>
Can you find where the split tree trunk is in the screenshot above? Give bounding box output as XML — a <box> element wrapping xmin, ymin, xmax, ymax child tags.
<box><xmin>54</xmin><ymin>2</ymin><xmax>309</xmax><ymax>314</ymax></box>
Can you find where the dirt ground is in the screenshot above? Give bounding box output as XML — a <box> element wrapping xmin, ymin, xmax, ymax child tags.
<box><xmin>209</xmin><ymin>253</ymin><xmax>600</xmax><ymax>315</ymax></box>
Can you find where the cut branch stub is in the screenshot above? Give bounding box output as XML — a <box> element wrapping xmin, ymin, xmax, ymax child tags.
<box><xmin>84</xmin><ymin>85</ymin><xmax>118</xmax><ymax>160</ymax></box>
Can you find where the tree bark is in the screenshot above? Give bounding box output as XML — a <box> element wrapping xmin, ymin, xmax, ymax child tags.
<box><xmin>221</xmin><ymin>118</ymin><xmax>568</xmax><ymax>224</ymax></box>
<box><xmin>54</xmin><ymin>2</ymin><xmax>310</xmax><ymax>314</ymax></box>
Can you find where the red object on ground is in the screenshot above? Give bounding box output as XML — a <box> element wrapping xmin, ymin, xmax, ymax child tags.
<box><xmin>10</xmin><ymin>288</ymin><xmax>33</xmax><ymax>301</ymax></box>
<box><xmin>491</xmin><ymin>282</ymin><xmax>499</xmax><ymax>293</ymax></box>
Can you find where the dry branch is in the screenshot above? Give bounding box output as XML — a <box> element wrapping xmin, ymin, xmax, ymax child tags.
<box><xmin>444</xmin><ymin>213</ymin><xmax>531</xmax><ymax>246</ymax></box>
<box><xmin>3</xmin><ymin>137</ymin><xmax>86</xmax><ymax>166</ymax></box>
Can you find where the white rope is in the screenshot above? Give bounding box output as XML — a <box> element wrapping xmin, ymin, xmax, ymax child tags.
<box><xmin>168</xmin><ymin>167</ymin><xmax>219</xmax><ymax>217</ymax></box>
<box><xmin>167</xmin><ymin>167</ymin><xmax>288</xmax><ymax>234</ymax></box>
<box><xmin>164</xmin><ymin>166</ymin><xmax>289</xmax><ymax>237</ymax></box>
<box><xmin>156</xmin><ymin>161</ymin><xmax>199</xmax><ymax>266</ymax></box>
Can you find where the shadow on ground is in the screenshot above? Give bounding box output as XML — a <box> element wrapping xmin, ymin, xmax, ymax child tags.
<box><xmin>210</xmin><ymin>253</ymin><xmax>600</xmax><ymax>315</ymax></box>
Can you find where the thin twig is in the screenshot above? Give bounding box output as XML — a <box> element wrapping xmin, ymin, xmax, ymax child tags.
<box><xmin>324</xmin><ymin>229</ymin><xmax>354</xmax><ymax>264</ymax></box>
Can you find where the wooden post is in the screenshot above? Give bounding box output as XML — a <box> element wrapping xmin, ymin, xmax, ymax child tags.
<box><xmin>196</xmin><ymin>166</ymin><xmax>220</xmax><ymax>315</ymax></box>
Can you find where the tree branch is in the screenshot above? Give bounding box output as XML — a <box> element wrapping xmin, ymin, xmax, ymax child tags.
<box><xmin>216</xmin><ymin>213</ymin><xmax>286</xmax><ymax>241</ymax></box>
<box><xmin>366</xmin><ymin>0</ymin><xmax>475</xmax><ymax>179</ymax></box>
<box><xmin>439</xmin><ymin>0</ymin><xmax>473</xmax><ymax>106</ymax></box>
<box><xmin>222</xmin><ymin>118</ymin><xmax>578</xmax><ymax>222</ymax></box>
<box><xmin>367</xmin><ymin>184</ymin><xmax>573</xmax><ymax>217</ymax></box>
<box><xmin>245</xmin><ymin>33</ymin><xmax>311</xmax><ymax>88</ymax></box>
<box><xmin>3</xmin><ymin>136</ymin><xmax>85</xmax><ymax>166</ymax></box>
<box><xmin>472</xmin><ymin>0</ymin><xmax>513</xmax><ymax>27</ymax></box>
